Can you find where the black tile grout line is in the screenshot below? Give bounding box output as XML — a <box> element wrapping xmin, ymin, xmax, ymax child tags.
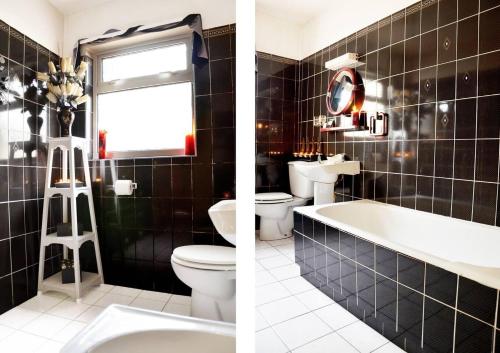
<box><xmin>294</xmin><ymin>227</ymin><xmax>499</xmax><ymax>329</ymax></box>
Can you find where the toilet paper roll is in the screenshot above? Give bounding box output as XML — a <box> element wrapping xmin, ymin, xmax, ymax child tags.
<box><xmin>114</xmin><ymin>180</ymin><xmax>136</xmax><ymax>195</ymax></box>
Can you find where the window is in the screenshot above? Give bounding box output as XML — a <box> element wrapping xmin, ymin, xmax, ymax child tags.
<box><xmin>94</xmin><ymin>36</ymin><xmax>194</xmax><ymax>158</ymax></box>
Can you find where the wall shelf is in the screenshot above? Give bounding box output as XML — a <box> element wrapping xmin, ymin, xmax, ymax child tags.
<box><xmin>320</xmin><ymin>126</ymin><xmax>368</xmax><ymax>132</ymax></box>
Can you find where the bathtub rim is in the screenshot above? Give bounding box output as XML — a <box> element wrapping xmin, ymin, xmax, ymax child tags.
<box><xmin>294</xmin><ymin>199</ymin><xmax>500</xmax><ymax>291</ymax></box>
<box><xmin>60</xmin><ymin>304</ymin><xmax>236</xmax><ymax>353</ymax></box>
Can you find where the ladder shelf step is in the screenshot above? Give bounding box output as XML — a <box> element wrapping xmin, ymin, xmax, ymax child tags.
<box><xmin>40</xmin><ymin>271</ymin><xmax>102</xmax><ymax>297</ymax></box>
<box><xmin>42</xmin><ymin>231</ymin><xmax>96</xmax><ymax>248</ymax></box>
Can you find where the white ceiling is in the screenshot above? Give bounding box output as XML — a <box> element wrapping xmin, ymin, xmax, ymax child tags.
<box><xmin>256</xmin><ymin>0</ymin><xmax>328</xmax><ymax>25</ymax></box>
<box><xmin>48</xmin><ymin>0</ymin><xmax>113</xmax><ymax>15</ymax></box>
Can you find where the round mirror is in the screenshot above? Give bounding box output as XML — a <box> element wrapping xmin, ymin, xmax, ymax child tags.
<box><xmin>326</xmin><ymin>68</ymin><xmax>365</xmax><ymax>116</ymax></box>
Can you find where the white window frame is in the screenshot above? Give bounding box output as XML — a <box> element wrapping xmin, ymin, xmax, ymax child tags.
<box><xmin>92</xmin><ymin>33</ymin><xmax>195</xmax><ymax>159</ymax></box>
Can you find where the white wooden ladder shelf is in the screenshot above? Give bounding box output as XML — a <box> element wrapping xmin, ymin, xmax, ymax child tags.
<box><xmin>37</xmin><ymin>136</ymin><xmax>103</xmax><ymax>302</ymax></box>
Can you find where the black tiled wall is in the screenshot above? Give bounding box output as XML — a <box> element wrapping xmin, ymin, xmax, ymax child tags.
<box><xmin>295</xmin><ymin>212</ymin><xmax>500</xmax><ymax>353</ymax></box>
<box><xmin>255</xmin><ymin>53</ymin><xmax>299</xmax><ymax>193</ymax></box>
<box><xmin>0</xmin><ymin>19</ymin><xmax>64</xmax><ymax>314</ymax></box>
<box><xmin>81</xmin><ymin>25</ymin><xmax>236</xmax><ymax>295</ymax></box>
<box><xmin>297</xmin><ymin>0</ymin><xmax>500</xmax><ymax>226</ymax></box>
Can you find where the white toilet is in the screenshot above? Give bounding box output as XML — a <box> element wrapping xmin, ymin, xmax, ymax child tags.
<box><xmin>255</xmin><ymin>161</ymin><xmax>313</xmax><ymax>241</ymax></box>
<box><xmin>171</xmin><ymin>200</ymin><xmax>236</xmax><ymax>323</ymax></box>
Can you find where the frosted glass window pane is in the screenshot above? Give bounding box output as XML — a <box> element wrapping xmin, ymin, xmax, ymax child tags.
<box><xmin>98</xmin><ymin>82</ymin><xmax>192</xmax><ymax>153</ymax></box>
<box><xmin>102</xmin><ymin>44</ymin><xmax>187</xmax><ymax>82</ymax></box>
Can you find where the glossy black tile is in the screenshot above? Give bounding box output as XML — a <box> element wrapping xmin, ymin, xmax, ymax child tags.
<box><xmin>406</xmin><ymin>4</ymin><xmax>421</xmax><ymax>39</ymax></box>
<box><xmin>389</xmin><ymin>44</ymin><xmax>403</xmax><ymax>77</ymax></box>
<box><xmin>425</xmin><ymin>264</ymin><xmax>458</xmax><ymax>306</ymax></box>
<box><xmin>437</xmin><ymin>62</ymin><xmax>456</xmax><ymax>101</ymax></box>
<box><xmin>0</xmin><ymin>275</ymin><xmax>12</xmax><ymax>314</ymax></box>
<box><xmin>420</xmin><ymin>30</ymin><xmax>437</xmax><ymax>69</ymax></box>
<box><xmin>375</xmin><ymin>274</ymin><xmax>398</xmax><ymax>339</ymax></box>
<box><xmin>375</xmin><ymin>245</ymin><xmax>397</xmax><ymax>280</ymax></box>
<box><xmin>340</xmin><ymin>257</ymin><xmax>357</xmax><ymax>305</ymax></box>
<box><xmin>395</xmin><ymin>285</ymin><xmax>423</xmax><ymax>352</ymax></box>
<box><xmin>416</xmin><ymin>176</ymin><xmax>433</xmax><ymax>214</ymax></box>
<box><xmin>433</xmin><ymin>178</ymin><xmax>452</xmax><ymax>216</ymax></box>
<box><xmin>438</xmin><ymin>23</ymin><xmax>456</xmax><ymax>64</ymax></box>
<box><xmin>356</xmin><ymin>237</ymin><xmax>374</xmax><ymax>269</ymax></box>
<box><xmin>303</xmin><ymin>235</ymin><xmax>315</xmax><ymax>275</ymax></box>
<box><xmin>417</xmin><ymin>140</ymin><xmax>435</xmax><ymax>176</ymax></box>
<box><xmin>12</xmin><ymin>269</ymin><xmax>27</xmax><ymax>305</ymax></box>
<box><xmin>453</xmin><ymin>140</ymin><xmax>475</xmax><ymax>180</ymax></box>
<box><xmin>9</xmin><ymin>28</ymin><xmax>24</xmax><ymax>65</ymax></box>
<box><xmin>404</xmin><ymin>37</ymin><xmax>419</xmax><ymax>72</ymax></box>
<box><xmin>475</xmin><ymin>139</ymin><xmax>499</xmax><ymax>182</ymax></box>
<box><xmin>458</xmin><ymin>16</ymin><xmax>478</xmax><ymax>59</ymax></box>
<box><xmin>314</xmin><ymin>241</ymin><xmax>327</xmax><ymax>283</ymax></box>
<box><xmin>479</xmin><ymin>6</ymin><xmax>500</xmax><ymax>53</ymax></box>
<box><xmin>0</xmin><ymin>21</ymin><xmax>8</xmax><ymax>57</ymax></box>
<box><xmin>421</xmin><ymin>0</ymin><xmax>438</xmax><ymax>33</ymax></box>
<box><xmin>356</xmin><ymin>266</ymin><xmax>376</xmax><ymax>318</ymax></box>
<box><xmin>313</xmin><ymin>220</ymin><xmax>325</xmax><ymax>244</ymax></box>
<box><xmin>477</xmin><ymin>95</ymin><xmax>500</xmax><ymax>138</ymax></box>
<box><xmin>434</xmin><ymin>140</ymin><xmax>454</xmax><ymax>178</ymax></box>
<box><xmin>398</xmin><ymin>253</ymin><xmax>424</xmax><ymax>291</ymax></box>
<box><xmin>404</xmin><ymin>70</ymin><xmax>420</xmax><ymax>106</ymax></box>
<box><xmin>454</xmin><ymin>312</ymin><xmax>493</xmax><ymax>353</ymax></box>
<box><xmin>293</xmin><ymin>212</ymin><xmax>303</xmax><ymax>234</ymax></box>
<box><xmin>478</xmin><ymin>51</ymin><xmax>500</xmax><ymax>96</ymax></box>
<box><xmin>210</xmin><ymin>59</ymin><xmax>232</xmax><ymax>94</ymax></box>
<box><xmin>325</xmin><ymin>225</ymin><xmax>339</xmax><ymax>252</ymax></box>
<box><xmin>455</xmin><ymin>98</ymin><xmax>476</xmax><ymax>139</ymax></box>
<box><xmin>339</xmin><ymin>230</ymin><xmax>355</xmax><ymax>260</ymax></box>
<box><xmin>452</xmin><ymin>179</ymin><xmax>474</xmax><ymax>220</ymax></box>
<box><xmin>423</xmin><ymin>297</ymin><xmax>455</xmax><ymax>353</ymax></box>
<box><xmin>456</xmin><ymin>57</ymin><xmax>477</xmax><ymax>98</ymax></box>
<box><xmin>459</xmin><ymin>0</ymin><xmax>479</xmax><ymax>19</ymax></box>
<box><xmin>458</xmin><ymin>276</ymin><xmax>497</xmax><ymax>324</ymax></box>
<box><xmin>420</xmin><ymin>66</ymin><xmax>436</xmax><ymax>103</ymax></box>
<box><xmin>326</xmin><ymin>248</ymin><xmax>341</xmax><ymax>293</ymax></box>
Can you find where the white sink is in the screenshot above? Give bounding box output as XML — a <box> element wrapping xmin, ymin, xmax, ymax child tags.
<box><xmin>208</xmin><ymin>200</ymin><xmax>236</xmax><ymax>245</ymax></box>
<box><xmin>61</xmin><ymin>305</ymin><xmax>235</xmax><ymax>353</ymax></box>
<box><xmin>294</xmin><ymin>160</ymin><xmax>360</xmax><ymax>183</ymax></box>
<box><xmin>293</xmin><ymin>160</ymin><xmax>360</xmax><ymax>205</ymax></box>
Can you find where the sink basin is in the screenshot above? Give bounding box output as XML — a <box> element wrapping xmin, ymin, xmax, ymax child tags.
<box><xmin>293</xmin><ymin>160</ymin><xmax>360</xmax><ymax>205</ymax></box>
<box><xmin>294</xmin><ymin>160</ymin><xmax>360</xmax><ymax>183</ymax></box>
<box><xmin>208</xmin><ymin>200</ymin><xmax>236</xmax><ymax>245</ymax></box>
<box><xmin>61</xmin><ymin>305</ymin><xmax>235</xmax><ymax>353</ymax></box>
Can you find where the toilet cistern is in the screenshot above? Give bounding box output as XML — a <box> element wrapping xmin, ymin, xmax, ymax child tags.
<box><xmin>293</xmin><ymin>159</ymin><xmax>360</xmax><ymax>205</ymax></box>
<box><xmin>208</xmin><ymin>200</ymin><xmax>236</xmax><ymax>246</ymax></box>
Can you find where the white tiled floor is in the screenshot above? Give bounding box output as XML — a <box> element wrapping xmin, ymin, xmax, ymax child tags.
<box><xmin>255</xmin><ymin>236</ymin><xmax>404</xmax><ymax>353</ymax></box>
<box><xmin>0</xmin><ymin>284</ymin><xmax>191</xmax><ymax>353</ymax></box>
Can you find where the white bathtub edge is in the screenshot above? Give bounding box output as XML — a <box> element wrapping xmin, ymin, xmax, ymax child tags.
<box><xmin>61</xmin><ymin>304</ymin><xmax>236</xmax><ymax>353</ymax></box>
<box><xmin>294</xmin><ymin>200</ymin><xmax>500</xmax><ymax>291</ymax></box>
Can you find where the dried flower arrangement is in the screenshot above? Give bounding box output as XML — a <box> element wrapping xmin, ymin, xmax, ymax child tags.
<box><xmin>36</xmin><ymin>57</ymin><xmax>89</xmax><ymax>136</ymax></box>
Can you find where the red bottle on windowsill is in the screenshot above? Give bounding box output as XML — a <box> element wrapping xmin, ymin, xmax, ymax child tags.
<box><xmin>185</xmin><ymin>133</ymin><xmax>195</xmax><ymax>156</ymax></box>
<box><xmin>98</xmin><ymin>130</ymin><xmax>107</xmax><ymax>159</ymax></box>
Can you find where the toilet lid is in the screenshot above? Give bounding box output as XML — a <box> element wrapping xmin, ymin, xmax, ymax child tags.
<box><xmin>255</xmin><ymin>192</ymin><xmax>293</xmax><ymax>204</ymax></box>
<box><xmin>173</xmin><ymin>245</ymin><xmax>236</xmax><ymax>266</ymax></box>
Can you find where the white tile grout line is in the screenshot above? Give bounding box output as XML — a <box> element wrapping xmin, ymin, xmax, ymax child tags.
<box><xmin>256</xmin><ymin>239</ymin><xmax>397</xmax><ymax>353</ymax></box>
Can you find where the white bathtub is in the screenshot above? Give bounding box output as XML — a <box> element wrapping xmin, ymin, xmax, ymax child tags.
<box><xmin>295</xmin><ymin>199</ymin><xmax>500</xmax><ymax>290</ymax></box>
<box><xmin>61</xmin><ymin>305</ymin><xmax>235</xmax><ymax>353</ymax></box>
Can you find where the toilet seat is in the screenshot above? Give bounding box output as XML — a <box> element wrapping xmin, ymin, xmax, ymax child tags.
<box><xmin>255</xmin><ymin>192</ymin><xmax>293</xmax><ymax>204</ymax></box>
<box><xmin>172</xmin><ymin>245</ymin><xmax>236</xmax><ymax>271</ymax></box>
